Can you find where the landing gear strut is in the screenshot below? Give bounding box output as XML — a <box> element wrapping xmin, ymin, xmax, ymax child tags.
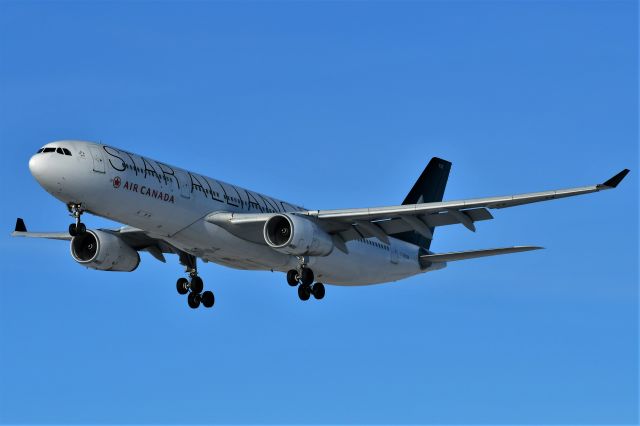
<box><xmin>287</xmin><ymin>257</ymin><xmax>326</xmax><ymax>302</ymax></box>
<box><xmin>177</xmin><ymin>252</ymin><xmax>215</xmax><ymax>309</ymax></box>
<box><xmin>67</xmin><ymin>203</ymin><xmax>86</xmax><ymax>236</ymax></box>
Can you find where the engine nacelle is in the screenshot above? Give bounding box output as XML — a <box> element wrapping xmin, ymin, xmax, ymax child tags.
<box><xmin>70</xmin><ymin>230</ymin><xmax>140</xmax><ymax>272</ymax></box>
<box><xmin>263</xmin><ymin>214</ymin><xmax>334</xmax><ymax>256</ymax></box>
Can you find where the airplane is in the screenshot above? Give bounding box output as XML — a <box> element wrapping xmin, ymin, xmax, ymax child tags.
<box><xmin>12</xmin><ymin>140</ymin><xmax>629</xmax><ymax>310</ymax></box>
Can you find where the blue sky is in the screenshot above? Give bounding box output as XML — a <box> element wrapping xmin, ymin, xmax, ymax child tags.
<box><xmin>0</xmin><ymin>1</ymin><xmax>637</xmax><ymax>424</ymax></box>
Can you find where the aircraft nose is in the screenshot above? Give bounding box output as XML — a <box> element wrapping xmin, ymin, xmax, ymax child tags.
<box><xmin>28</xmin><ymin>154</ymin><xmax>47</xmax><ymax>182</ymax></box>
<box><xmin>29</xmin><ymin>153</ymin><xmax>64</xmax><ymax>195</ymax></box>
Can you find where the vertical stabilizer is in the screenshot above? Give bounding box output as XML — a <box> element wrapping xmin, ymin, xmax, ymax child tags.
<box><xmin>395</xmin><ymin>157</ymin><xmax>451</xmax><ymax>250</ymax></box>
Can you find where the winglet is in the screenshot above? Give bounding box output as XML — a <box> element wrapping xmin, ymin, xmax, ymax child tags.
<box><xmin>14</xmin><ymin>218</ymin><xmax>27</xmax><ymax>232</ymax></box>
<box><xmin>600</xmin><ymin>169</ymin><xmax>630</xmax><ymax>189</ymax></box>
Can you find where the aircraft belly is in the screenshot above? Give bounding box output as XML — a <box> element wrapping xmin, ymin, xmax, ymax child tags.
<box><xmin>308</xmin><ymin>239</ymin><xmax>422</xmax><ymax>286</ymax></box>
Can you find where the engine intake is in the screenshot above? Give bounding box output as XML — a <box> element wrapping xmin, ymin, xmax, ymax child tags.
<box><xmin>70</xmin><ymin>230</ymin><xmax>140</xmax><ymax>272</ymax></box>
<box><xmin>264</xmin><ymin>214</ymin><xmax>334</xmax><ymax>257</ymax></box>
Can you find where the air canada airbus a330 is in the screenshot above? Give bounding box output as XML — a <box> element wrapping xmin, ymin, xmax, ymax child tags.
<box><xmin>13</xmin><ymin>141</ymin><xmax>629</xmax><ymax>310</ymax></box>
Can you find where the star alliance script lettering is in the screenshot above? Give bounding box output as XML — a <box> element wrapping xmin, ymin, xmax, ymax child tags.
<box><xmin>102</xmin><ymin>146</ymin><xmax>302</xmax><ymax>213</ymax></box>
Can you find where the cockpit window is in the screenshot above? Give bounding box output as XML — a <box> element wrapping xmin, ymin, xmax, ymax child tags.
<box><xmin>39</xmin><ymin>146</ymin><xmax>71</xmax><ymax>155</ymax></box>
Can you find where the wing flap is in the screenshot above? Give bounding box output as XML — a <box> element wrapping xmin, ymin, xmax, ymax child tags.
<box><xmin>314</xmin><ymin>208</ymin><xmax>493</xmax><ymax>243</ymax></box>
<box><xmin>203</xmin><ymin>207</ymin><xmax>492</xmax><ymax>245</ymax></box>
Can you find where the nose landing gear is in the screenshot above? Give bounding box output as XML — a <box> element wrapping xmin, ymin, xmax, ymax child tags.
<box><xmin>67</xmin><ymin>203</ymin><xmax>86</xmax><ymax>236</ymax></box>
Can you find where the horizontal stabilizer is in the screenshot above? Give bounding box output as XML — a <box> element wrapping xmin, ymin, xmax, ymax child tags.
<box><xmin>11</xmin><ymin>218</ymin><xmax>71</xmax><ymax>240</ymax></box>
<box><xmin>420</xmin><ymin>245</ymin><xmax>542</xmax><ymax>265</ymax></box>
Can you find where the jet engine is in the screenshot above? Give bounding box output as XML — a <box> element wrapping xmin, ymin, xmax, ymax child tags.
<box><xmin>70</xmin><ymin>230</ymin><xmax>140</xmax><ymax>272</ymax></box>
<box><xmin>263</xmin><ymin>214</ymin><xmax>334</xmax><ymax>256</ymax></box>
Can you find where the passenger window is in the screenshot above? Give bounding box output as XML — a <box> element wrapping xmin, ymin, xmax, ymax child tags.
<box><xmin>62</xmin><ymin>148</ymin><xmax>72</xmax><ymax>156</ymax></box>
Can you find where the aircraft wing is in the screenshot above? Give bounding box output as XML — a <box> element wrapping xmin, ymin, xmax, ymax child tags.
<box><xmin>307</xmin><ymin>168</ymin><xmax>629</xmax><ymax>222</ymax></box>
<box><xmin>11</xmin><ymin>218</ymin><xmax>175</xmax><ymax>263</ymax></box>
<box><xmin>207</xmin><ymin>169</ymin><xmax>630</xmax><ymax>246</ymax></box>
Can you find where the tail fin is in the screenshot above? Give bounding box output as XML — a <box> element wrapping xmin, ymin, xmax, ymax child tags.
<box><xmin>395</xmin><ymin>157</ymin><xmax>452</xmax><ymax>250</ymax></box>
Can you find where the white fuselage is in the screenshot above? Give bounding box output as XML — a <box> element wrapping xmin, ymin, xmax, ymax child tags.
<box><xmin>29</xmin><ymin>140</ymin><xmax>442</xmax><ymax>285</ymax></box>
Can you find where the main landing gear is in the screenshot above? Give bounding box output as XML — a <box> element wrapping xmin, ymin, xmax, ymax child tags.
<box><xmin>177</xmin><ymin>252</ymin><xmax>214</xmax><ymax>309</ymax></box>
<box><xmin>67</xmin><ymin>203</ymin><xmax>86</xmax><ymax>236</ymax></box>
<box><xmin>287</xmin><ymin>258</ymin><xmax>325</xmax><ymax>302</ymax></box>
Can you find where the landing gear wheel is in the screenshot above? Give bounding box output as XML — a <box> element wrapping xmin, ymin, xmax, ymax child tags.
<box><xmin>312</xmin><ymin>283</ymin><xmax>325</xmax><ymax>300</ymax></box>
<box><xmin>187</xmin><ymin>292</ymin><xmax>201</xmax><ymax>309</ymax></box>
<box><xmin>286</xmin><ymin>270</ymin><xmax>299</xmax><ymax>286</ymax></box>
<box><xmin>300</xmin><ymin>268</ymin><xmax>314</xmax><ymax>286</ymax></box>
<box><xmin>190</xmin><ymin>276</ymin><xmax>204</xmax><ymax>294</ymax></box>
<box><xmin>176</xmin><ymin>278</ymin><xmax>189</xmax><ymax>295</ymax></box>
<box><xmin>201</xmin><ymin>290</ymin><xmax>215</xmax><ymax>308</ymax></box>
<box><xmin>298</xmin><ymin>284</ymin><xmax>311</xmax><ymax>301</ymax></box>
<box><xmin>68</xmin><ymin>223</ymin><xmax>86</xmax><ymax>236</ymax></box>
